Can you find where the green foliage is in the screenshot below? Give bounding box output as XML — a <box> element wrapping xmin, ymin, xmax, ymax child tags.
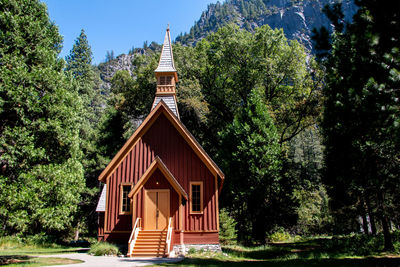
<box><xmin>219</xmin><ymin>209</ymin><xmax>237</xmax><ymax>245</ymax></box>
<box><xmin>65</xmin><ymin>28</ymin><xmax>106</xmax><ymax>240</ymax></box>
<box><xmin>0</xmin><ymin>0</ymin><xmax>85</xmax><ymax>238</ymax></box>
<box><xmin>318</xmin><ymin>0</ymin><xmax>400</xmax><ymax>249</ymax></box>
<box><xmin>219</xmin><ymin>88</ymin><xmax>284</xmax><ymax>243</ymax></box>
<box><xmin>0</xmin><ymin>236</ymin><xmax>22</xmax><ymax>250</ymax></box>
<box><xmin>188</xmin><ymin>247</ymin><xmax>197</xmax><ymax>255</ymax></box>
<box><xmin>89</xmin><ymin>242</ymin><xmax>120</xmax><ymax>256</ymax></box>
<box><xmin>66</xmin><ymin>29</ymin><xmax>93</xmax><ymax>82</ymax></box>
<box><xmin>293</xmin><ymin>185</ymin><xmax>333</xmax><ymax>235</ymax></box>
<box><xmin>322</xmin><ymin>232</ymin><xmax>400</xmax><ymax>255</ymax></box>
<box><xmin>193</xmin><ymin>24</ymin><xmax>322</xmax><ymax>154</ymax></box>
<box><xmin>0</xmin><ymin>235</ymin><xmax>77</xmax><ymax>251</ymax></box>
<box><xmin>287</xmin><ymin>127</ymin><xmax>324</xmax><ymax>189</ymax></box>
<box><xmin>268</xmin><ymin>228</ymin><xmax>292</xmax><ymax>243</ymax></box>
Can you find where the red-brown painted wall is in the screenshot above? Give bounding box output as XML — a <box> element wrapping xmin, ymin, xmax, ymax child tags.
<box><xmin>98</xmin><ymin>212</ymin><xmax>105</xmax><ymax>241</ymax></box>
<box><xmin>104</xmin><ymin>113</ymin><xmax>219</xmax><ymax>242</ymax></box>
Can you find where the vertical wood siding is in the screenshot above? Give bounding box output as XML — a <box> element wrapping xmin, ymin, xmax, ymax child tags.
<box><xmin>105</xmin><ymin>113</ymin><xmax>218</xmax><ymax>234</ymax></box>
<box><xmin>98</xmin><ymin>213</ymin><xmax>104</xmax><ymax>241</ymax></box>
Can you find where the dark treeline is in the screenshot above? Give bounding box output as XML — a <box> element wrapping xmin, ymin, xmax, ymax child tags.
<box><xmin>0</xmin><ymin>0</ymin><xmax>399</xmax><ymax>250</ymax></box>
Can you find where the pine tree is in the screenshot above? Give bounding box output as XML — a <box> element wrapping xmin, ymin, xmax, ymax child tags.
<box><xmin>0</xmin><ymin>0</ymin><xmax>85</xmax><ymax>238</ymax></box>
<box><xmin>65</xmin><ymin>29</ymin><xmax>106</xmax><ymax>239</ymax></box>
<box><xmin>219</xmin><ymin>88</ymin><xmax>284</xmax><ymax>243</ymax></box>
<box><xmin>320</xmin><ymin>0</ymin><xmax>400</xmax><ymax>250</ymax></box>
<box><xmin>66</xmin><ymin>30</ymin><xmax>92</xmax><ymax>81</ymax></box>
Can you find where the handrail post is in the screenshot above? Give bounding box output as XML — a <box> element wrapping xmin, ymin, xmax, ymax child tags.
<box><xmin>128</xmin><ymin>217</ymin><xmax>141</xmax><ymax>256</ymax></box>
<box><xmin>165</xmin><ymin>217</ymin><xmax>173</xmax><ymax>256</ymax></box>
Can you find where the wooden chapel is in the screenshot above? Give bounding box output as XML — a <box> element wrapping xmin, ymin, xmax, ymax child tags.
<box><xmin>96</xmin><ymin>26</ymin><xmax>225</xmax><ymax>257</ymax></box>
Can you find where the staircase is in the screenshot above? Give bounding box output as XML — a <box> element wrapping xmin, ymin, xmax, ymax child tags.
<box><xmin>130</xmin><ymin>230</ymin><xmax>167</xmax><ymax>257</ymax></box>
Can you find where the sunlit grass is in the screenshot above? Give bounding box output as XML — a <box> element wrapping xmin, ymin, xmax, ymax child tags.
<box><xmin>0</xmin><ymin>236</ymin><xmax>87</xmax><ymax>256</ymax></box>
<box><xmin>159</xmin><ymin>235</ymin><xmax>400</xmax><ymax>266</ymax></box>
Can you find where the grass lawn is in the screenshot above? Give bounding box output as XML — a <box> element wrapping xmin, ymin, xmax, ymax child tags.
<box><xmin>0</xmin><ymin>237</ymin><xmax>87</xmax><ymax>266</ymax></box>
<box><xmin>0</xmin><ymin>247</ymin><xmax>88</xmax><ymax>256</ymax></box>
<box><xmin>160</xmin><ymin>237</ymin><xmax>400</xmax><ymax>266</ymax></box>
<box><xmin>0</xmin><ymin>256</ymin><xmax>83</xmax><ymax>266</ymax></box>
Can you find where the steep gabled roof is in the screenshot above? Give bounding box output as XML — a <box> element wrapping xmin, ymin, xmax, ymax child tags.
<box><xmin>155</xmin><ymin>27</ymin><xmax>176</xmax><ymax>73</ymax></box>
<box><xmin>98</xmin><ymin>100</ymin><xmax>225</xmax><ymax>182</ymax></box>
<box><xmin>128</xmin><ymin>156</ymin><xmax>188</xmax><ymax>199</ymax></box>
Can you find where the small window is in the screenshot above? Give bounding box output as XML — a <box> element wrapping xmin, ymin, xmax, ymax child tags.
<box><xmin>190</xmin><ymin>182</ymin><xmax>203</xmax><ymax>214</ymax></box>
<box><xmin>120</xmin><ymin>184</ymin><xmax>132</xmax><ymax>215</ymax></box>
<box><xmin>159</xmin><ymin>76</ymin><xmax>166</xmax><ymax>85</ymax></box>
<box><xmin>159</xmin><ymin>76</ymin><xmax>172</xmax><ymax>85</ymax></box>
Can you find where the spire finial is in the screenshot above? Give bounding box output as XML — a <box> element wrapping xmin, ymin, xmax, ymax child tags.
<box><xmin>167</xmin><ymin>23</ymin><xmax>170</xmax><ymax>31</ymax></box>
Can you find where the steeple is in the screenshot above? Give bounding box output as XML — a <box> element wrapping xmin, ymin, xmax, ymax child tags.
<box><xmin>152</xmin><ymin>26</ymin><xmax>179</xmax><ymax>118</ymax></box>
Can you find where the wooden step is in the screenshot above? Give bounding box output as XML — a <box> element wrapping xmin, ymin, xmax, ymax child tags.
<box><xmin>131</xmin><ymin>253</ymin><xmax>165</xmax><ymax>257</ymax></box>
<box><xmin>129</xmin><ymin>230</ymin><xmax>168</xmax><ymax>258</ymax></box>
<box><xmin>137</xmin><ymin>236</ymin><xmax>166</xmax><ymax>239</ymax></box>
<box><xmin>135</xmin><ymin>244</ymin><xmax>166</xmax><ymax>248</ymax></box>
<box><xmin>132</xmin><ymin>248</ymin><xmax>165</xmax><ymax>251</ymax></box>
<box><xmin>138</xmin><ymin>232</ymin><xmax>166</xmax><ymax>236</ymax></box>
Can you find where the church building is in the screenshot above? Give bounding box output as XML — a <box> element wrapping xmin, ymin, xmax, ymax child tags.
<box><xmin>96</xmin><ymin>27</ymin><xmax>224</xmax><ymax>257</ymax></box>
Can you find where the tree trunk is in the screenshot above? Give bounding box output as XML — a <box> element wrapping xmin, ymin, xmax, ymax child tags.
<box><xmin>74</xmin><ymin>221</ymin><xmax>80</xmax><ymax>241</ymax></box>
<box><xmin>361</xmin><ymin>211</ymin><xmax>369</xmax><ymax>234</ymax></box>
<box><xmin>377</xmin><ymin>191</ymin><xmax>393</xmax><ymax>251</ymax></box>
<box><xmin>380</xmin><ymin>215</ymin><xmax>393</xmax><ymax>251</ymax></box>
<box><xmin>365</xmin><ymin>197</ymin><xmax>377</xmax><ymax>235</ymax></box>
<box><xmin>359</xmin><ymin>198</ymin><xmax>370</xmax><ymax>234</ymax></box>
<box><xmin>74</xmin><ymin>229</ymin><xmax>80</xmax><ymax>241</ymax></box>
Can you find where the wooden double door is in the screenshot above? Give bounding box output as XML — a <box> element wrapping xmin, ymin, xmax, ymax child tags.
<box><xmin>144</xmin><ymin>189</ymin><xmax>170</xmax><ymax>230</ymax></box>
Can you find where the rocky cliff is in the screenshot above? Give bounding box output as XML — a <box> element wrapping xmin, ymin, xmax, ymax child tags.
<box><xmin>176</xmin><ymin>0</ymin><xmax>357</xmax><ymax>51</ymax></box>
<box><xmin>99</xmin><ymin>0</ymin><xmax>357</xmax><ymax>88</ymax></box>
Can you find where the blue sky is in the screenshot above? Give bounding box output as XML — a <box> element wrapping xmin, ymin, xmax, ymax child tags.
<box><xmin>42</xmin><ymin>0</ymin><xmax>220</xmax><ymax>64</ymax></box>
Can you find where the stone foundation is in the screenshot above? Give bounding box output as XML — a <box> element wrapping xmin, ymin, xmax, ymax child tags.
<box><xmin>173</xmin><ymin>244</ymin><xmax>222</xmax><ymax>255</ymax></box>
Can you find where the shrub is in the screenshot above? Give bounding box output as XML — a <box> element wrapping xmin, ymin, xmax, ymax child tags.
<box><xmin>319</xmin><ymin>232</ymin><xmax>400</xmax><ymax>255</ymax></box>
<box><xmin>219</xmin><ymin>208</ymin><xmax>237</xmax><ymax>245</ymax></box>
<box><xmin>0</xmin><ymin>236</ymin><xmax>22</xmax><ymax>250</ymax></box>
<box><xmin>268</xmin><ymin>227</ymin><xmax>292</xmax><ymax>242</ymax></box>
<box><xmin>188</xmin><ymin>247</ymin><xmax>197</xmax><ymax>254</ymax></box>
<box><xmin>89</xmin><ymin>242</ymin><xmax>120</xmax><ymax>256</ymax></box>
<box><xmin>24</xmin><ymin>233</ymin><xmax>58</xmax><ymax>246</ymax></box>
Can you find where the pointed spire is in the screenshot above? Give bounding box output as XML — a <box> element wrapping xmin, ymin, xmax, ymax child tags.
<box><xmin>152</xmin><ymin>26</ymin><xmax>180</xmax><ymax>119</ymax></box>
<box><xmin>155</xmin><ymin>26</ymin><xmax>176</xmax><ymax>73</ymax></box>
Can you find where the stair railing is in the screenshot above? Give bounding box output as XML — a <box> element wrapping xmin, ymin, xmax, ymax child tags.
<box><xmin>165</xmin><ymin>217</ymin><xmax>173</xmax><ymax>256</ymax></box>
<box><xmin>128</xmin><ymin>217</ymin><xmax>141</xmax><ymax>256</ymax></box>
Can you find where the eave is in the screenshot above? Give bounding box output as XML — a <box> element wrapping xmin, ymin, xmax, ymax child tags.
<box><xmin>128</xmin><ymin>156</ymin><xmax>188</xmax><ymax>199</ymax></box>
<box><xmin>98</xmin><ymin>100</ymin><xmax>225</xmax><ymax>183</ymax></box>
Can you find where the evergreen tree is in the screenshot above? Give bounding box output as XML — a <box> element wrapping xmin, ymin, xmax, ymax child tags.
<box><xmin>66</xmin><ymin>30</ymin><xmax>93</xmax><ymax>82</ymax></box>
<box><xmin>0</xmin><ymin>0</ymin><xmax>85</xmax><ymax>238</ymax></box>
<box><xmin>319</xmin><ymin>0</ymin><xmax>400</xmax><ymax>250</ymax></box>
<box><xmin>65</xmin><ymin>29</ymin><xmax>104</xmax><ymax>183</ymax></box>
<box><xmin>219</xmin><ymin>88</ymin><xmax>284</xmax><ymax>243</ymax></box>
<box><xmin>65</xmin><ymin>29</ymin><xmax>105</xmax><ymax>239</ymax></box>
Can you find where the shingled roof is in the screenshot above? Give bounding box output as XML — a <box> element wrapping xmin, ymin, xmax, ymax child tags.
<box><xmin>152</xmin><ymin>95</ymin><xmax>179</xmax><ymax>118</ymax></box>
<box><xmin>155</xmin><ymin>26</ymin><xmax>176</xmax><ymax>73</ymax></box>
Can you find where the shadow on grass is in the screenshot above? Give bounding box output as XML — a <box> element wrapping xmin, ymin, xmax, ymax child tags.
<box><xmin>223</xmin><ymin>238</ymin><xmax>329</xmax><ymax>260</ymax></box>
<box><xmin>169</xmin><ymin>257</ymin><xmax>400</xmax><ymax>266</ymax></box>
<box><xmin>0</xmin><ymin>255</ymin><xmax>31</xmax><ymax>265</ymax></box>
